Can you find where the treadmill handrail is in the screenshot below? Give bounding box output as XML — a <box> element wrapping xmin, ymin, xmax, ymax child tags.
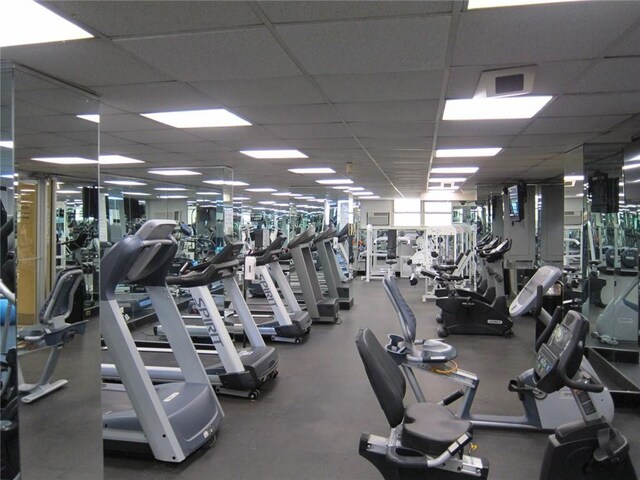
<box><xmin>287</xmin><ymin>226</ymin><xmax>316</xmax><ymax>249</ymax></box>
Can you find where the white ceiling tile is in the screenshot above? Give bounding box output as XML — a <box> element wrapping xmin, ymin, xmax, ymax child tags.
<box><xmin>190</xmin><ymin>76</ymin><xmax>323</xmax><ymax>107</ymax></box>
<box><xmin>100</xmin><ymin>113</ymin><xmax>168</xmax><ymax>132</ymax></box>
<box><xmin>188</xmin><ymin>126</ymin><xmax>278</xmax><ymax>142</ymax></box>
<box><xmin>101</xmin><ymin>144</ymin><xmax>166</xmax><ymax>156</ymax></box>
<box><xmin>260</xmin><ymin>1</ymin><xmax>452</xmax><ymax>23</ymax></box>
<box><xmin>453</xmin><ymin>3</ymin><xmax>640</xmax><ymax>66</ymax></box>
<box><xmin>264</xmin><ymin>123</ymin><xmax>352</xmax><ymax>139</ymax></box>
<box><xmin>110</xmin><ymin>129</ymin><xmax>202</xmax><ymax>144</ymax></box>
<box><xmin>436</xmin><ymin>136</ymin><xmax>514</xmax><ymax>148</ymax></box>
<box><xmin>605</xmin><ymin>21</ymin><xmax>640</xmax><ymax>57</ymax></box>
<box><xmin>277</xmin><ymin>16</ymin><xmax>450</xmax><ymax>75</ymax></box>
<box><xmin>154</xmin><ymin>142</ymin><xmax>229</xmax><ymax>154</ymax></box>
<box><xmin>438</xmin><ymin>120</ymin><xmax>529</xmax><ymax>137</ymax></box>
<box><xmin>200</xmin><ymin>138</ymin><xmax>292</xmax><ymax>151</ymax></box>
<box><xmin>350</xmin><ymin>122</ymin><xmax>435</xmax><ymax>138</ymax></box>
<box><xmin>14</xmin><ymin>88</ymin><xmax>97</xmax><ymax>115</ymax></box>
<box><xmin>4</xmin><ymin>39</ymin><xmax>170</xmax><ymax>87</ymax></box>
<box><xmin>14</xmin><ymin>114</ymin><xmax>96</xmax><ymax>134</ymax></box>
<box><xmin>511</xmin><ymin>133</ymin><xmax>597</xmax><ymax>147</ymax></box>
<box><xmin>568</xmin><ymin>58</ymin><xmax>640</xmax><ymax>94</ymax></box>
<box><xmin>315</xmin><ymin>70</ymin><xmax>444</xmax><ymax>103</ymax></box>
<box><xmin>359</xmin><ymin>138</ymin><xmax>433</xmax><ymax>149</ymax></box>
<box><xmin>98</xmin><ymin>82</ymin><xmax>221</xmax><ymax>113</ymax></box>
<box><xmin>523</xmin><ymin>115</ymin><xmax>630</xmax><ymax>135</ymax></box>
<box><xmin>335</xmin><ymin>100</ymin><xmax>439</xmax><ymax>122</ymax></box>
<box><xmin>368</xmin><ymin>150</ymin><xmax>431</xmax><ymax>159</ymax></box>
<box><xmin>116</xmin><ymin>28</ymin><xmax>300</xmax><ymax>81</ymax></box>
<box><xmin>101</xmin><ymin>134</ymin><xmax>135</xmax><ymax>147</ymax></box>
<box><xmin>48</xmin><ymin>1</ymin><xmax>262</xmax><ymax>37</ymax></box>
<box><xmin>15</xmin><ymin>132</ymin><xmax>85</xmax><ymax>149</ymax></box>
<box><xmin>233</xmin><ymin>104</ymin><xmax>340</xmax><ymax>124</ymax></box>
<box><xmin>285</xmin><ymin>138</ymin><xmax>361</xmax><ymax>149</ymax></box>
<box><xmin>542</xmin><ymin>93</ymin><xmax>640</xmax><ymax>117</ymax></box>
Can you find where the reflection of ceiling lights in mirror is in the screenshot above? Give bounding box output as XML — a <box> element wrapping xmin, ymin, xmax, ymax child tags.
<box><xmin>468</xmin><ymin>0</ymin><xmax>580</xmax><ymax>8</ymax></box>
<box><xmin>148</xmin><ymin>169</ymin><xmax>200</xmax><ymax>176</ymax></box>
<box><xmin>56</xmin><ymin>190</ymin><xmax>81</xmax><ymax>194</ymax></box>
<box><xmin>241</xmin><ymin>150</ymin><xmax>307</xmax><ymax>159</ymax></box>
<box><xmin>429</xmin><ymin>185</ymin><xmax>459</xmax><ymax>191</ymax></box>
<box><xmin>246</xmin><ymin>187</ymin><xmax>276</xmax><ymax>192</ymax></box>
<box><xmin>316</xmin><ymin>179</ymin><xmax>353</xmax><ymax>185</ymax></box>
<box><xmin>347</xmin><ymin>187</ymin><xmax>365</xmax><ymax>191</ymax></box>
<box><xmin>0</xmin><ymin>141</ymin><xmax>14</xmax><ymax>149</ymax></box>
<box><xmin>272</xmin><ymin>192</ymin><xmax>302</xmax><ymax>197</ymax></box>
<box><xmin>32</xmin><ymin>157</ymin><xmax>97</xmax><ymax>165</ymax></box>
<box><xmin>0</xmin><ymin>0</ymin><xmax>93</xmax><ymax>47</ymax></box>
<box><xmin>233</xmin><ymin>197</ymin><xmax>250</xmax><ymax>201</ymax></box>
<box><xmin>332</xmin><ymin>186</ymin><xmax>351</xmax><ymax>190</ymax></box>
<box><xmin>288</xmin><ymin>167</ymin><xmax>334</xmax><ymax>174</ymax></box>
<box><xmin>104</xmin><ymin>180</ymin><xmax>146</xmax><ymax>186</ymax></box>
<box><xmin>358</xmin><ymin>195</ymin><xmax>380</xmax><ymax>199</ymax></box>
<box><xmin>259</xmin><ymin>201</ymin><xmax>276</xmax><ymax>205</ymax></box>
<box><xmin>158</xmin><ymin>195</ymin><xmax>188</xmax><ymax>199</ymax></box>
<box><xmin>431</xmin><ymin>167</ymin><xmax>479</xmax><ymax>174</ymax></box>
<box><xmin>443</xmin><ymin>96</ymin><xmax>552</xmax><ymax>120</ymax></box>
<box><xmin>564</xmin><ymin>175</ymin><xmax>584</xmax><ymax>182</ymax></box>
<box><xmin>436</xmin><ymin>148</ymin><xmax>501</xmax><ymax>158</ymax></box>
<box><xmin>141</xmin><ymin>109</ymin><xmax>250</xmax><ymax>128</ymax></box>
<box><xmin>122</xmin><ymin>191</ymin><xmax>150</xmax><ymax>196</ymax></box>
<box><xmin>99</xmin><ymin>155</ymin><xmax>144</xmax><ymax>165</ymax></box>
<box><xmin>623</xmin><ymin>163</ymin><xmax>640</xmax><ymax>170</ymax></box>
<box><xmin>195</xmin><ymin>191</ymin><xmax>221</xmax><ymax>196</ymax></box>
<box><xmin>353</xmin><ymin>191</ymin><xmax>374</xmax><ymax>196</ymax></box>
<box><xmin>77</xmin><ymin>114</ymin><xmax>100</xmax><ymax>124</ymax></box>
<box><xmin>204</xmin><ymin>180</ymin><xmax>249</xmax><ymax>186</ymax></box>
<box><xmin>154</xmin><ymin>187</ymin><xmax>187</xmax><ymax>191</ymax></box>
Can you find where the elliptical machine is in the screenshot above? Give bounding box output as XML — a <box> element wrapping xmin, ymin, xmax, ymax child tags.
<box><xmin>433</xmin><ymin>239</ymin><xmax>513</xmax><ymax>337</ymax></box>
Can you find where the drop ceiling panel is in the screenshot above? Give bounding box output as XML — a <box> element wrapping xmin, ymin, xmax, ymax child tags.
<box><xmin>276</xmin><ymin>17</ymin><xmax>450</xmax><ymax>75</ymax></box>
<box><xmin>335</xmin><ymin>100</ymin><xmax>439</xmax><ymax>122</ymax></box>
<box><xmin>233</xmin><ymin>104</ymin><xmax>340</xmax><ymax>124</ymax></box>
<box><xmin>100</xmin><ymin>113</ymin><xmax>168</xmax><ymax>132</ymax></box>
<box><xmin>350</xmin><ymin>122</ymin><xmax>435</xmax><ymax>138</ymax></box>
<box><xmin>110</xmin><ymin>129</ymin><xmax>202</xmax><ymax>144</ymax></box>
<box><xmin>314</xmin><ymin>70</ymin><xmax>444</xmax><ymax>103</ymax></box>
<box><xmin>299</xmin><ymin>149</ymin><xmax>370</xmax><ymax>160</ymax></box>
<box><xmin>100</xmin><ymin>143</ymin><xmax>166</xmax><ymax>156</ymax></box>
<box><xmin>101</xmin><ymin>134</ymin><xmax>136</xmax><ymax>147</ymax></box>
<box><xmin>98</xmin><ymin>82</ymin><xmax>221</xmax><ymax>113</ymax></box>
<box><xmin>263</xmin><ymin>123</ymin><xmax>352</xmax><ymax>139</ymax></box>
<box><xmin>438</xmin><ymin>120</ymin><xmax>529</xmax><ymax>137</ymax></box>
<box><xmin>523</xmin><ymin>115</ymin><xmax>629</xmax><ymax>135</ymax></box>
<box><xmin>190</xmin><ymin>76</ymin><xmax>323</xmax><ymax>107</ymax></box>
<box><xmin>4</xmin><ymin>39</ymin><xmax>170</xmax><ymax>87</ymax></box>
<box><xmin>14</xmin><ymin>101</ymin><xmax>61</xmax><ymax>117</ymax></box>
<box><xmin>187</xmin><ymin>126</ymin><xmax>278</xmax><ymax>142</ymax></box>
<box><xmin>452</xmin><ymin>3</ymin><xmax>640</xmax><ymax>66</ymax></box>
<box><xmin>568</xmin><ymin>58</ymin><xmax>640</xmax><ymax>94</ymax></box>
<box><xmin>446</xmin><ymin>61</ymin><xmax>589</xmax><ymax>98</ymax></box>
<box><xmin>207</xmin><ymin>138</ymin><xmax>293</xmax><ymax>151</ymax></box>
<box><xmin>153</xmin><ymin>142</ymin><xmax>229</xmax><ymax>154</ymax></box>
<box><xmin>368</xmin><ymin>149</ymin><xmax>431</xmax><ymax>159</ymax></box>
<box><xmin>116</xmin><ymin>28</ymin><xmax>300</xmax><ymax>81</ymax></box>
<box><xmin>542</xmin><ymin>93</ymin><xmax>640</xmax><ymax>117</ymax></box>
<box><xmin>436</xmin><ymin>136</ymin><xmax>514</xmax><ymax>148</ymax></box>
<box><xmin>15</xmin><ymin>132</ymin><xmax>86</xmax><ymax>149</ymax></box>
<box><xmin>511</xmin><ymin>133</ymin><xmax>596</xmax><ymax>147</ymax></box>
<box><xmin>47</xmin><ymin>1</ymin><xmax>262</xmax><ymax>37</ymax></box>
<box><xmin>260</xmin><ymin>1</ymin><xmax>452</xmax><ymax>23</ymax></box>
<box><xmin>14</xmin><ymin>114</ymin><xmax>96</xmax><ymax>134</ymax></box>
<box><xmin>14</xmin><ymin>88</ymin><xmax>97</xmax><ymax>115</ymax></box>
<box><xmin>605</xmin><ymin>21</ymin><xmax>640</xmax><ymax>57</ymax></box>
<box><xmin>284</xmin><ymin>138</ymin><xmax>361</xmax><ymax>149</ymax></box>
<box><xmin>359</xmin><ymin>137</ymin><xmax>434</xmax><ymax>149</ymax></box>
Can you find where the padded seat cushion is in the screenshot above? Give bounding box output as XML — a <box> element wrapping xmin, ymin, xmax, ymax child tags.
<box><xmin>402</xmin><ymin>403</ymin><xmax>472</xmax><ymax>456</ymax></box>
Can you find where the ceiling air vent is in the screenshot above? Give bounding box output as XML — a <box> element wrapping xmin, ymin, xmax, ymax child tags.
<box><xmin>474</xmin><ymin>66</ymin><xmax>536</xmax><ymax>98</ymax></box>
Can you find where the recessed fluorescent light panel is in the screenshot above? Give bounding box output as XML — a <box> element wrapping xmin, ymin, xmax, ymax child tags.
<box><xmin>122</xmin><ymin>192</ymin><xmax>150</xmax><ymax>196</ymax></box>
<box><xmin>468</xmin><ymin>0</ymin><xmax>580</xmax><ymax>8</ymax></box>
<box><xmin>0</xmin><ymin>0</ymin><xmax>93</xmax><ymax>47</ymax></box>
<box><xmin>32</xmin><ymin>157</ymin><xmax>97</xmax><ymax>165</ymax></box>
<box><xmin>358</xmin><ymin>195</ymin><xmax>380</xmax><ymax>199</ymax></box>
<box><xmin>353</xmin><ymin>191</ymin><xmax>374</xmax><ymax>196</ymax></box>
<box><xmin>332</xmin><ymin>186</ymin><xmax>351</xmax><ymax>190</ymax></box>
<box><xmin>77</xmin><ymin>114</ymin><xmax>100</xmax><ymax>124</ymax></box>
<box><xmin>564</xmin><ymin>175</ymin><xmax>584</xmax><ymax>182</ymax></box>
<box><xmin>99</xmin><ymin>155</ymin><xmax>144</xmax><ymax>165</ymax></box>
<box><xmin>436</xmin><ymin>148</ymin><xmax>501</xmax><ymax>158</ymax></box>
<box><xmin>623</xmin><ymin>163</ymin><xmax>640</xmax><ymax>171</ymax></box>
<box><xmin>204</xmin><ymin>180</ymin><xmax>249</xmax><ymax>187</ymax></box>
<box><xmin>233</xmin><ymin>197</ymin><xmax>251</xmax><ymax>201</ymax></box>
<box><xmin>428</xmin><ymin>177</ymin><xmax>467</xmax><ymax>183</ymax></box>
<box><xmin>0</xmin><ymin>141</ymin><xmax>14</xmax><ymax>149</ymax></box>
<box><xmin>443</xmin><ymin>96</ymin><xmax>552</xmax><ymax>120</ymax></box>
<box><xmin>154</xmin><ymin>187</ymin><xmax>187</xmax><ymax>191</ymax></box>
<box><xmin>246</xmin><ymin>188</ymin><xmax>277</xmax><ymax>193</ymax></box>
<box><xmin>241</xmin><ymin>150</ymin><xmax>308</xmax><ymax>159</ymax></box>
<box><xmin>148</xmin><ymin>169</ymin><xmax>201</xmax><ymax>176</ymax></box>
<box><xmin>429</xmin><ymin>186</ymin><xmax>460</xmax><ymax>191</ymax></box>
<box><xmin>259</xmin><ymin>201</ymin><xmax>276</xmax><ymax>205</ymax></box>
<box><xmin>195</xmin><ymin>191</ymin><xmax>222</xmax><ymax>196</ymax></box>
<box><xmin>56</xmin><ymin>190</ymin><xmax>81</xmax><ymax>194</ymax></box>
<box><xmin>105</xmin><ymin>180</ymin><xmax>146</xmax><ymax>186</ymax></box>
<box><xmin>431</xmin><ymin>167</ymin><xmax>479</xmax><ymax>174</ymax></box>
<box><xmin>288</xmin><ymin>167</ymin><xmax>335</xmax><ymax>174</ymax></box>
<box><xmin>316</xmin><ymin>179</ymin><xmax>353</xmax><ymax>185</ymax></box>
<box><xmin>141</xmin><ymin>109</ymin><xmax>250</xmax><ymax>128</ymax></box>
<box><xmin>157</xmin><ymin>195</ymin><xmax>188</xmax><ymax>199</ymax></box>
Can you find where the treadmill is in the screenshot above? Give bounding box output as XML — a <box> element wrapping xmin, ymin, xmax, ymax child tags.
<box><xmin>287</xmin><ymin>226</ymin><xmax>339</xmax><ymax>323</ymax></box>
<box><xmin>313</xmin><ymin>226</ymin><xmax>354</xmax><ymax>310</ymax></box>
<box><xmin>103</xmin><ymin>240</ymin><xmax>280</xmax><ymax>399</ymax></box>
<box><xmin>163</xmin><ymin>237</ymin><xmax>312</xmax><ymax>344</ymax></box>
<box><xmin>101</xmin><ymin>220</ymin><xmax>223</xmax><ymax>462</ymax></box>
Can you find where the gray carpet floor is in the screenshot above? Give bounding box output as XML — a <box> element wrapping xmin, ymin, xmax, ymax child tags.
<box><xmin>16</xmin><ymin>278</ymin><xmax>640</xmax><ymax>479</ymax></box>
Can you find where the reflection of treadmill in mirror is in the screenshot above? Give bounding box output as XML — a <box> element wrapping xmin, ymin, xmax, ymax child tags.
<box><xmin>101</xmin><ymin>220</ymin><xmax>223</xmax><ymax>462</ymax></box>
<box><xmin>289</xmin><ymin>226</ymin><xmax>339</xmax><ymax>323</ymax></box>
<box><xmin>314</xmin><ymin>227</ymin><xmax>353</xmax><ymax>310</ymax></box>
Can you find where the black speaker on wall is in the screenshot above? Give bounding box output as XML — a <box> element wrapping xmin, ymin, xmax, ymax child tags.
<box><xmin>82</xmin><ymin>187</ymin><xmax>99</xmax><ymax>219</ymax></box>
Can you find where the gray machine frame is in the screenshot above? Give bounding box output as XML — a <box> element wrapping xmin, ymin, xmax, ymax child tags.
<box><xmin>314</xmin><ymin>227</ymin><xmax>353</xmax><ymax>310</ymax></box>
<box><xmin>384</xmin><ymin>266</ymin><xmax>615</xmax><ymax>431</ymax></box>
<box><xmin>101</xmin><ymin>220</ymin><xmax>223</xmax><ymax>462</ymax></box>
